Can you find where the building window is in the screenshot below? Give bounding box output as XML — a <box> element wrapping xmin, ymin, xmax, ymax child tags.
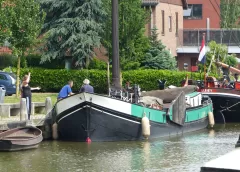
<box><xmin>161</xmin><ymin>10</ymin><xmax>165</xmax><ymax>35</ymax></box>
<box><xmin>168</xmin><ymin>16</ymin><xmax>172</xmax><ymax>32</ymax></box>
<box><xmin>184</xmin><ymin>4</ymin><xmax>202</xmax><ymax>20</ymax></box>
<box><xmin>175</xmin><ymin>12</ymin><xmax>178</xmax><ymax>36</ymax></box>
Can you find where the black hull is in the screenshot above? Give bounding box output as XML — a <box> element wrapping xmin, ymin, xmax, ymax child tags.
<box><xmin>203</xmin><ymin>93</ymin><xmax>240</xmax><ymax>123</ymax></box>
<box><xmin>57</xmin><ymin>105</ymin><xmax>209</xmax><ymax>142</ymax></box>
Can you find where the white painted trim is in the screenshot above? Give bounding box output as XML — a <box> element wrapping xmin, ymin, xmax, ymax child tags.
<box><xmin>203</xmin><ymin>92</ymin><xmax>240</xmax><ymax>98</ymax></box>
<box><xmin>92</xmin><ymin>107</ymin><xmax>141</xmax><ymax>124</ymax></box>
<box><xmin>58</xmin><ymin>105</ymin><xmax>140</xmax><ymax>124</ymax></box>
<box><xmin>56</xmin><ymin>93</ymin><xmax>132</xmax><ymax>115</ymax></box>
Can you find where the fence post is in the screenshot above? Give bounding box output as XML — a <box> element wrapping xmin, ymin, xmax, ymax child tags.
<box><xmin>20</xmin><ymin>98</ymin><xmax>27</xmax><ymax>121</ymax></box>
<box><xmin>45</xmin><ymin>97</ymin><xmax>52</xmax><ymax>115</ymax></box>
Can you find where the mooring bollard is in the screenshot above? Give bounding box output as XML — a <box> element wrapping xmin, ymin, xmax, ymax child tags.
<box><xmin>45</xmin><ymin>97</ymin><xmax>52</xmax><ymax>114</ymax></box>
<box><xmin>20</xmin><ymin>98</ymin><xmax>28</xmax><ymax>121</ymax></box>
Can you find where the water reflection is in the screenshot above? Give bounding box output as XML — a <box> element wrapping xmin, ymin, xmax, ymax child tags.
<box><xmin>0</xmin><ymin>124</ymin><xmax>239</xmax><ymax>172</ymax></box>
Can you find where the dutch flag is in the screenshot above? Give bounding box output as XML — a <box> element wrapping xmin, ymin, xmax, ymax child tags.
<box><xmin>198</xmin><ymin>39</ymin><xmax>206</xmax><ymax>64</ymax></box>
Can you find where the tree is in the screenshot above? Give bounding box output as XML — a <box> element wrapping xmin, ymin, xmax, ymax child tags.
<box><xmin>221</xmin><ymin>0</ymin><xmax>240</xmax><ymax>28</ymax></box>
<box><xmin>40</xmin><ymin>0</ymin><xmax>106</xmax><ymax>69</ymax></box>
<box><xmin>0</xmin><ymin>0</ymin><xmax>45</xmax><ymax>97</ymax></box>
<box><xmin>0</xmin><ymin>1</ymin><xmax>14</xmax><ymax>44</ymax></box>
<box><xmin>199</xmin><ymin>41</ymin><xmax>238</xmax><ymax>77</ymax></box>
<box><xmin>199</xmin><ymin>41</ymin><xmax>228</xmax><ymax>75</ymax></box>
<box><xmin>224</xmin><ymin>54</ymin><xmax>238</xmax><ymax>67</ymax></box>
<box><xmin>102</xmin><ymin>0</ymin><xmax>150</xmax><ymax>66</ymax></box>
<box><xmin>142</xmin><ymin>27</ymin><xmax>177</xmax><ymax>70</ymax></box>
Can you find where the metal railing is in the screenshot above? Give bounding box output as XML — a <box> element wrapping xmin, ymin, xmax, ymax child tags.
<box><xmin>142</xmin><ymin>0</ymin><xmax>159</xmax><ymax>6</ymax></box>
<box><xmin>177</xmin><ymin>29</ymin><xmax>240</xmax><ymax>47</ymax></box>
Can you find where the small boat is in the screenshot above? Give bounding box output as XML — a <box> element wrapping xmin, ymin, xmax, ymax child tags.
<box><xmin>0</xmin><ymin>126</ymin><xmax>43</xmax><ymax>151</ymax></box>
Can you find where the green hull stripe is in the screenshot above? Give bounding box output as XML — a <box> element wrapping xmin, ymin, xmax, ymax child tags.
<box><xmin>186</xmin><ymin>92</ymin><xmax>200</xmax><ymax>98</ymax></box>
<box><xmin>131</xmin><ymin>104</ymin><xmax>167</xmax><ymax>123</ymax></box>
<box><xmin>131</xmin><ymin>103</ymin><xmax>213</xmax><ymax>124</ymax></box>
<box><xmin>185</xmin><ymin>104</ymin><xmax>212</xmax><ymax>122</ymax></box>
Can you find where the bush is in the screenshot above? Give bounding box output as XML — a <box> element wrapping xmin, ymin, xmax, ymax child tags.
<box><xmin>123</xmin><ymin>70</ymin><xmax>202</xmax><ymax>91</ymax></box>
<box><xmin>88</xmin><ymin>58</ymin><xmax>107</xmax><ymax>70</ymax></box>
<box><xmin>0</xmin><ymin>54</ymin><xmax>17</xmax><ymax>70</ymax></box>
<box><xmin>4</xmin><ymin>67</ymin><xmax>208</xmax><ymax>94</ymax></box>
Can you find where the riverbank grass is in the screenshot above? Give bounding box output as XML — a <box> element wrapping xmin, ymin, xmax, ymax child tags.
<box><xmin>4</xmin><ymin>93</ymin><xmax>58</xmax><ymax>105</ymax></box>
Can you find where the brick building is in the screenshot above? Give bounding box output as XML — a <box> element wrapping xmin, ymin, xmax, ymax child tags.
<box><xmin>143</xmin><ymin>0</ymin><xmax>187</xmax><ymax>57</ymax></box>
<box><xmin>177</xmin><ymin>0</ymin><xmax>240</xmax><ymax>71</ymax></box>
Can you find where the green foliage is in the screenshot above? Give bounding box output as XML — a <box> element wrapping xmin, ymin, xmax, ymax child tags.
<box><xmin>142</xmin><ymin>27</ymin><xmax>177</xmax><ymax>70</ymax></box>
<box><xmin>0</xmin><ymin>0</ymin><xmax>46</xmax><ymax>96</ymax></box>
<box><xmin>102</xmin><ymin>0</ymin><xmax>150</xmax><ymax>63</ymax></box>
<box><xmin>221</xmin><ymin>0</ymin><xmax>240</xmax><ymax>28</ymax></box>
<box><xmin>0</xmin><ymin>54</ymin><xmax>17</xmax><ymax>69</ymax></box>
<box><xmin>40</xmin><ymin>0</ymin><xmax>106</xmax><ymax>68</ymax></box>
<box><xmin>4</xmin><ymin>67</ymin><xmax>206</xmax><ymax>93</ymax></box>
<box><xmin>224</xmin><ymin>54</ymin><xmax>238</xmax><ymax>67</ymax></box>
<box><xmin>88</xmin><ymin>58</ymin><xmax>107</xmax><ymax>70</ymax></box>
<box><xmin>1</xmin><ymin>0</ymin><xmax>45</xmax><ymax>53</ymax></box>
<box><xmin>25</xmin><ymin>54</ymin><xmax>65</xmax><ymax>69</ymax></box>
<box><xmin>0</xmin><ymin>1</ymin><xmax>13</xmax><ymax>43</ymax></box>
<box><xmin>198</xmin><ymin>41</ymin><xmax>228</xmax><ymax>75</ymax></box>
<box><xmin>198</xmin><ymin>41</ymin><xmax>239</xmax><ymax>78</ymax></box>
<box><xmin>121</xmin><ymin>60</ymin><xmax>141</xmax><ymax>70</ymax></box>
<box><xmin>18</xmin><ymin>56</ymin><xmax>27</xmax><ymax>68</ymax></box>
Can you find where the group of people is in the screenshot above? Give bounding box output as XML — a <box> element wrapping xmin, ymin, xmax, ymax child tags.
<box><xmin>57</xmin><ymin>78</ymin><xmax>94</xmax><ymax>100</ymax></box>
<box><xmin>20</xmin><ymin>72</ymin><xmax>94</xmax><ymax>120</ymax></box>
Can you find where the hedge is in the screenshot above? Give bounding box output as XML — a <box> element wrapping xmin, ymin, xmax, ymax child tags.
<box><xmin>4</xmin><ymin>67</ymin><xmax>206</xmax><ymax>94</ymax></box>
<box><xmin>0</xmin><ymin>54</ymin><xmax>17</xmax><ymax>70</ymax></box>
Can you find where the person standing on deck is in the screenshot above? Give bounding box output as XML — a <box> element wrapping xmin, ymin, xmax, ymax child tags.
<box><xmin>21</xmin><ymin>72</ymin><xmax>41</xmax><ymax>120</ymax></box>
<box><xmin>57</xmin><ymin>80</ymin><xmax>74</xmax><ymax>101</ymax></box>
<box><xmin>79</xmin><ymin>79</ymin><xmax>94</xmax><ymax>93</ymax></box>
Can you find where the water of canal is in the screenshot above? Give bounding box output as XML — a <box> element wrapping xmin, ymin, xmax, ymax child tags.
<box><xmin>0</xmin><ymin>124</ymin><xmax>239</xmax><ymax>172</ymax></box>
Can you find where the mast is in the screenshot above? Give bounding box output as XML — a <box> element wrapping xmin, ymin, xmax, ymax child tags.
<box><xmin>111</xmin><ymin>0</ymin><xmax>121</xmax><ymax>89</ymax></box>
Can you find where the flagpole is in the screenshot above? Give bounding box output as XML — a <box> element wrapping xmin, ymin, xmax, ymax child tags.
<box><xmin>202</xmin><ymin>33</ymin><xmax>206</xmax><ymax>87</ymax></box>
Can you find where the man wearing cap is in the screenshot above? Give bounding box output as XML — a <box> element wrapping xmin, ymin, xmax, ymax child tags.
<box><xmin>79</xmin><ymin>79</ymin><xmax>94</xmax><ymax>93</ymax></box>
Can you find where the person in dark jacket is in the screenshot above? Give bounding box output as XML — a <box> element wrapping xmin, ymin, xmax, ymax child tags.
<box><xmin>21</xmin><ymin>72</ymin><xmax>41</xmax><ymax>120</ymax></box>
<box><xmin>79</xmin><ymin>79</ymin><xmax>94</xmax><ymax>93</ymax></box>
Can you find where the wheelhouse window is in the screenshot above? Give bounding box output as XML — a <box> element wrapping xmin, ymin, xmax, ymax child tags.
<box><xmin>184</xmin><ymin>4</ymin><xmax>202</xmax><ymax>20</ymax></box>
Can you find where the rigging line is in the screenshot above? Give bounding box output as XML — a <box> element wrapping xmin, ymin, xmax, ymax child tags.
<box><xmin>166</xmin><ymin>0</ymin><xmax>185</xmax><ymax>59</ymax></box>
<box><xmin>209</xmin><ymin>0</ymin><xmax>220</xmax><ymax>18</ymax></box>
<box><xmin>214</xmin><ymin>0</ymin><xmax>220</xmax><ymax>9</ymax></box>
